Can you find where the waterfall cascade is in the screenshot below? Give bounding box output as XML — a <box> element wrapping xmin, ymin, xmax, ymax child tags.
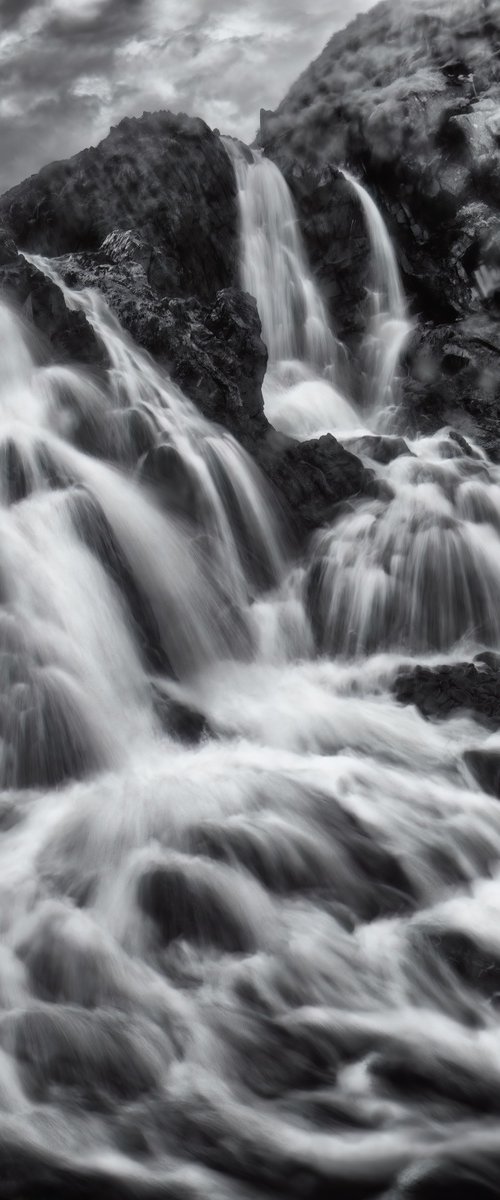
<box><xmin>341</xmin><ymin>169</ymin><xmax>412</xmax><ymax>415</ymax></box>
<box><xmin>0</xmin><ymin>166</ymin><xmax>500</xmax><ymax>1198</ymax></box>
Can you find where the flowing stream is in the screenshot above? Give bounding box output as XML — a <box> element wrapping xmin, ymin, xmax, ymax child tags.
<box><xmin>0</xmin><ymin>163</ymin><xmax>499</xmax><ymax>1198</ymax></box>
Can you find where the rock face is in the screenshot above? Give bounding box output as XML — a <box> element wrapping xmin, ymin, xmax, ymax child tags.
<box><xmin>0</xmin><ymin>229</ymin><xmax>102</xmax><ymax>365</ymax></box>
<box><xmin>0</xmin><ymin>111</ymin><xmax>238</xmax><ymax>303</ymax></box>
<box><xmin>260</xmin><ymin>0</ymin><xmax>500</xmax><ymax>446</ymax></box>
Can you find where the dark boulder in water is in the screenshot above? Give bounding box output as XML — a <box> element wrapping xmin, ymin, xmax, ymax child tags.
<box><xmin>464</xmin><ymin>748</ymin><xmax>500</xmax><ymax>798</ymax></box>
<box><xmin>426</xmin><ymin>927</ymin><xmax>500</xmax><ymax>1001</ymax></box>
<box><xmin>2</xmin><ymin>1006</ymin><xmax>163</xmax><ymax>1103</ymax></box>
<box><xmin>137</xmin><ymin>858</ymin><xmax>258</xmax><ymax>953</ymax></box>
<box><xmin>394</xmin><ymin>660</ymin><xmax>500</xmax><ymax>728</ymax></box>
<box><xmin>267</xmin><ymin>433</ymin><xmax>372</xmax><ymax>534</ymax></box>
<box><xmin>346</xmin><ymin>434</ymin><xmax>413</xmax><ymax>464</ymax></box>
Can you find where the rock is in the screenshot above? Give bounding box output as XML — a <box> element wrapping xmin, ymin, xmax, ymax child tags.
<box><xmin>0</xmin><ymin>242</ymin><xmax>102</xmax><ymax>366</ymax></box>
<box><xmin>346</xmin><ymin>434</ymin><xmax>412</xmax><ymax>463</ymax></box>
<box><xmin>136</xmin><ymin>859</ymin><xmax>258</xmax><ymax>952</ymax></box>
<box><xmin>46</xmin><ymin>246</ymin><xmax>270</xmax><ymax>451</ymax></box>
<box><xmin>394</xmin><ymin>661</ymin><xmax>500</xmax><ymax>728</ymax></box>
<box><xmin>151</xmin><ymin>684</ymin><xmax>210</xmax><ymax>744</ymax></box>
<box><xmin>427</xmin><ymin>927</ymin><xmax>500</xmax><ymax>1000</ymax></box>
<box><xmin>0</xmin><ymin>110</ymin><xmax>238</xmax><ymax>303</ymax></box>
<box><xmin>464</xmin><ymin>748</ymin><xmax>500</xmax><ymax>798</ymax></box>
<box><xmin>264</xmin><ymin>433</ymin><xmax>372</xmax><ymax>534</ymax></box>
<box><xmin>2</xmin><ymin>1006</ymin><xmax>162</xmax><ymax>1101</ymax></box>
<box><xmin>397</xmin><ymin>315</ymin><xmax>500</xmax><ymax>456</ymax></box>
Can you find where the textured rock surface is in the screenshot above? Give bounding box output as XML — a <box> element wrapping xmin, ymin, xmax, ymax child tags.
<box><xmin>394</xmin><ymin>658</ymin><xmax>500</xmax><ymax>727</ymax></box>
<box><xmin>0</xmin><ymin>111</ymin><xmax>238</xmax><ymax>303</ymax></box>
<box><xmin>0</xmin><ymin>229</ymin><xmax>102</xmax><ymax>365</ymax></box>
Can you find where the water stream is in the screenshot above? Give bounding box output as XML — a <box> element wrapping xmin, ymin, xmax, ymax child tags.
<box><xmin>0</xmin><ymin>165</ymin><xmax>499</xmax><ymax>1197</ymax></box>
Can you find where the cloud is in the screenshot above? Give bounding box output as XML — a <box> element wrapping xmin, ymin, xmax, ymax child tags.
<box><xmin>0</xmin><ymin>0</ymin><xmax>375</xmax><ymax>194</ymax></box>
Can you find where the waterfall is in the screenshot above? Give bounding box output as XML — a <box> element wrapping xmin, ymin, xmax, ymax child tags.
<box><xmin>2</xmin><ymin>215</ymin><xmax>500</xmax><ymax>1199</ymax></box>
<box><xmin>226</xmin><ymin>140</ymin><xmax>361</xmax><ymax>440</ymax></box>
<box><xmin>342</xmin><ymin>169</ymin><xmax>412</xmax><ymax>414</ymax></box>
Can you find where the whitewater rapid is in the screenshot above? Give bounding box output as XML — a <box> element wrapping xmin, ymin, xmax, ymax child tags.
<box><xmin>0</xmin><ymin>170</ymin><xmax>499</xmax><ymax>1199</ymax></box>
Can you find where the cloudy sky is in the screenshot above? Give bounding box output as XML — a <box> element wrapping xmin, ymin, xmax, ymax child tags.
<box><xmin>0</xmin><ymin>0</ymin><xmax>376</xmax><ymax>193</ymax></box>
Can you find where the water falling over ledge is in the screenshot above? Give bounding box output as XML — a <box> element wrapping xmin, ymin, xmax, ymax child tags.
<box><xmin>0</xmin><ymin>168</ymin><xmax>500</xmax><ymax>1199</ymax></box>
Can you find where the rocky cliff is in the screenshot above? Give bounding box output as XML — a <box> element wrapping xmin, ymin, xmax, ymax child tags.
<box><xmin>260</xmin><ymin>0</ymin><xmax>500</xmax><ymax>453</ymax></box>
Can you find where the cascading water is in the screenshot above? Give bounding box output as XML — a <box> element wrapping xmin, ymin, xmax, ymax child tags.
<box><xmin>1</xmin><ymin>211</ymin><xmax>500</xmax><ymax>1199</ymax></box>
<box><xmin>342</xmin><ymin>169</ymin><xmax>412</xmax><ymax>416</ymax></box>
<box><xmin>226</xmin><ymin>140</ymin><xmax>361</xmax><ymax>440</ymax></box>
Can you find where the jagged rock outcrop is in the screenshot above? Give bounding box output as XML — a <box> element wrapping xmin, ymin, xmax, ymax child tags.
<box><xmin>0</xmin><ymin>111</ymin><xmax>238</xmax><ymax>303</ymax></box>
<box><xmin>394</xmin><ymin>656</ymin><xmax>500</xmax><ymax>728</ymax></box>
<box><xmin>0</xmin><ymin>228</ymin><xmax>102</xmax><ymax>365</ymax></box>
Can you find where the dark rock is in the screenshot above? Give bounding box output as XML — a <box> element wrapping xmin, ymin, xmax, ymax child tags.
<box><xmin>0</xmin><ymin>111</ymin><xmax>238</xmax><ymax>303</ymax></box>
<box><xmin>137</xmin><ymin>859</ymin><xmax>258</xmax><ymax>953</ymax></box>
<box><xmin>398</xmin><ymin>315</ymin><xmax>500</xmax><ymax>456</ymax></box>
<box><xmin>151</xmin><ymin>684</ymin><xmax>210</xmax><ymax>744</ymax></box>
<box><xmin>265</xmin><ymin>433</ymin><xmax>372</xmax><ymax>534</ymax></box>
<box><xmin>394</xmin><ymin>661</ymin><xmax>500</xmax><ymax>728</ymax></box>
<box><xmin>68</xmin><ymin>487</ymin><xmax>171</xmax><ymax>675</ymax></box>
<box><xmin>427</xmin><ymin>927</ymin><xmax>500</xmax><ymax>1000</ymax></box>
<box><xmin>464</xmin><ymin>748</ymin><xmax>500</xmax><ymax>798</ymax></box>
<box><xmin>2</xmin><ymin>1006</ymin><xmax>162</xmax><ymax>1102</ymax></box>
<box><xmin>396</xmin><ymin>1155</ymin><xmax>500</xmax><ymax>1200</ymax></box>
<box><xmin>346</xmin><ymin>434</ymin><xmax>412</xmax><ymax>463</ymax></box>
<box><xmin>0</xmin><ymin>246</ymin><xmax>102</xmax><ymax>366</ymax></box>
<box><xmin>45</xmin><ymin>246</ymin><xmax>270</xmax><ymax>451</ymax></box>
<box><xmin>372</xmin><ymin>1042</ymin><xmax>500</xmax><ymax>1114</ymax></box>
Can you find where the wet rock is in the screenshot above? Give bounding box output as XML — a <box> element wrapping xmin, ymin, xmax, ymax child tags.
<box><xmin>2</xmin><ymin>1006</ymin><xmax>162</xmax><ymax>1103</ymax></box>
<box><xmin>137</xmin><ymin>859</ymin><xmax>258</xmax><ymax>953</ymax></box>
<box><xmin>68</xmin><ymin>487</ymin><xmax>171</xmax><ymax>675</ymax></box>
<box><xmin>427</xmin><ymin>927</ymin><xmax>500</xmax><ymax>1001</ymax></box>
<box><xmin>48</xmin><ymin>246</ymin><xmax>270</xmax><ymax>453</ymax></box>
<box><xmin>464</xmin><ymin>748</ymin><xmax>500</xmax><ymax>798</ymax></box>
<box><xmin>151</xmin><ymin>684</ymin><xmax>210</xmax><ymax>744</ymax></box>
<box><xmin>347</xmin><ymin>434</ymin><xmax>412</xmax><ymax>463</ymax></box>
<box><xmin>266</xmin><ymin>433</ymin><xmax>372</xmax><ymax>534</ymax></box>
<box><xmin>0</xmin><ymin>242</ymin><xmax>102</xmax><ymax>366</ymax></box>
<box><xmin>396</xmin><ymin>1155</ymin><xmax>500</xmax><ymax>1199</ymax></box>
<box><xmin>394</xmin><ymin>661</ymin><xmax>500</xmax><ymax>728</ymax></box>
<box><xmin>372</xmin><ymin>1043</ymin><xmax>500</xmax><ymax>1115</ymax></box>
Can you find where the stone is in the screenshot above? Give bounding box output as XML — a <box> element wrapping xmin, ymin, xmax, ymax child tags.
<box><xmin>464</xmin><ymin>748</ymin><xmax>500</xmax><ymax>798</ymax></box>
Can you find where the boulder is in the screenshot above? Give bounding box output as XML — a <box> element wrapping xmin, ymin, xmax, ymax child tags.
<box><xmin>394</xmin><ymin>661</ymin><xmax>500</xmax><ymax>728</ymax></box>
<box><xmin>464</xmin><ymin>748</ymin><xmax>500</xmax><ymax>798</ymax></box>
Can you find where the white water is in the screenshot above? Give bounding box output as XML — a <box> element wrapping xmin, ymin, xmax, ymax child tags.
<box><xmin>227</xmin><ymin>144</ymin><xmax>412</xmax><ymax>443</ymax></box>
<box><xmin>0</xmin><ymin>198</ymin><xmax>499</xmax><ymax>1198</ymax></box>
<box><xmin>225</xmin><ymin>141</ymin><xmax>362</xmax><ymax>441</ymax></box>
<box><xmin>342</xmin><ymin>169</ymin><xmax>413</xmax><ymax>417</ymax></box>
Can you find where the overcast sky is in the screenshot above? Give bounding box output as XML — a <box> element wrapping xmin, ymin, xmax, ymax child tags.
<box><xmin>0</xmin><ymin>0</ymin><xmax>376</xmax><ymax>194</ymax></box>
